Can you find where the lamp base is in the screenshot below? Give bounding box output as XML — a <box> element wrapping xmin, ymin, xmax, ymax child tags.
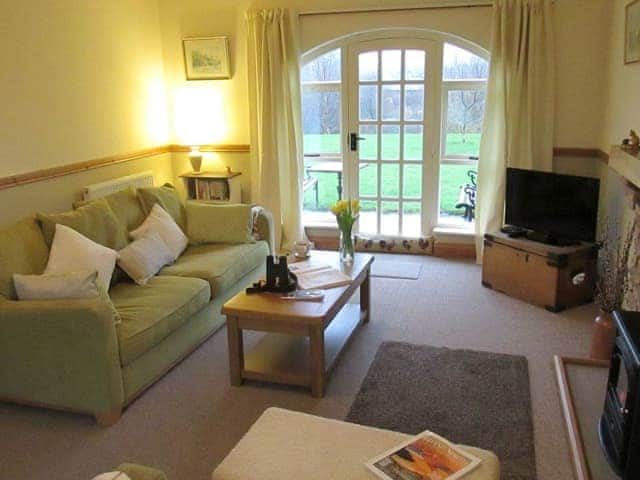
<box><xmin>189</xmin><ymin>152</ymin><xmax>203</xmax><ymax>174</ymax></box>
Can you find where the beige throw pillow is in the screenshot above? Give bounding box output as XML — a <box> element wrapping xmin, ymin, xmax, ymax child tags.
<box><xmin>117</xmin><ymin>233</ymin><xmax>174</xmax><ymax>285</ymax></box>
<box><xmin>13</xmin><ymin>271</ymin><xmax>99</xmax><ymax>300</ymax></box>
<box><xmin>45</xmin><ymin>224</ymin><xmax>118</xmax><ymax>289</ymax></box>
<box><xmin>130</xmin><ymin>204</ymin><xmax>188</xmax><ymax>261</ymax></box>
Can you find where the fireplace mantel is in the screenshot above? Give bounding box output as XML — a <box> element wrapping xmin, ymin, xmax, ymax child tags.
<box><xmin>610</xmin><ymin>146</ymin><xmax>640</xmax><ymax>190</ymax></box>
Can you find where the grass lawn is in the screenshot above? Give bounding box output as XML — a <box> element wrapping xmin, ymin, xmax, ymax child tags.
<box><xmin>303</xmin><ymin>133</ymin><xmax>479</xmax><ymax>215</ymax></box>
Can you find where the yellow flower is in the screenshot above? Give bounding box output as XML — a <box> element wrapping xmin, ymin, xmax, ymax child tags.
<box><xmin>350</xmin><ymin>199</ymin><xmax>360</xmax><ymax>214</ymax></box>
<box><xmin>330</xmin><ymin>199</ymin><xmax>349</xmax><ymax>215</ymax></box>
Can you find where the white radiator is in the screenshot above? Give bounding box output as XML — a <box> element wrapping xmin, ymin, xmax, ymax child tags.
<box><xmin>82</xmin><ymin>171</ymin><xmax>154</xmax><ymax>200</ymax></box>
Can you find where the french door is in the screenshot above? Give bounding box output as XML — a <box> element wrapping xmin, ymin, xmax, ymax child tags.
<box><xmin>344</xmin><ymin>38</ymin><xmax>441</xmax><ymax>237</ymax></box>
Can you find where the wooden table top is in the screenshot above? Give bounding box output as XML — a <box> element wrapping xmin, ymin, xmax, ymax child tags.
<box><xmin>222</xmin><ymin>251</ymin><xmax>373</xmax><ymax>325</ymax></box>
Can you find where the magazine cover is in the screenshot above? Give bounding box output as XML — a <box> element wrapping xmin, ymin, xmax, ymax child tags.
<box><xmin>366</xmin><ymin>431</ymin><xmax>481</xmax><ymax>480</ymax></box>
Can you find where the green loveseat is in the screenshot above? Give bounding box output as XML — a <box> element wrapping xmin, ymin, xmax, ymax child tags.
<box><xmin>0</xmin><ymin>186</ymin><xmax>273</xmax><ymax>426</ymax></box>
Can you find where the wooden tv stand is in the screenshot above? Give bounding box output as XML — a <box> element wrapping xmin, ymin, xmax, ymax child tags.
<box><xmin>481</xmin><ymin>232</ymin><xmax>597</xmax><ymax>312</ymax></box>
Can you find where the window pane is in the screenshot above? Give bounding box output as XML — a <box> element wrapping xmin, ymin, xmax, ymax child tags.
<box><xmin>381</xmin><ymin>201</ymin><xmax>399</xmax><ymax>234</ymax></box>
<box><xmin>302</xmin><ymin>49</ymin><xmax>341</xmax><ymax>82</ymax></box>
<box><xmin>381</xmin><ymin>50</ymin><xmax>401</xmax><ymax>81</ymax></box>
<box><xmin>404</xmin><ymin>84</ymin><xmax>424</xmax><ymax>121</ymax></box>
<box><xmin>405</xmin><ymin>50</ymin><xmax>425</xmax><ymax>80</ymax></box>
<box><xmin>445</xmin><ymin>89</ymin><xmax>486</xmax><ymax>157</ymax></box>
<box><xmin>359</xmin><ymin>124</ymin><xmax>378</xmax><ymax>160</ymax></box>
<box><xmin>403</xmin><ymin>202</ymin><xmax>421</xmax><ymax>236</ymax></box>
<box><xmin>403</xmin><ymin>165</ymin><xmax>422</xmax><ymax>198</ymax></box>
<box><xmin>359</xmin><ymin>51</ymin><xmax>378</xmax><ymax>81</ymax></box>
<box><xmin>381</xmin><ymin>125</ymin><xmax>400</xmax><ymax>160</ymax></box>
<box><xmin>443</xmin><ymin>43</ymin><xmax>488</xmax><ymax>80</ymax></box>
<box><xmin>359</xmin><ymin>200</ymin><xmax>377</xmax><ymax>233</ymax></box>
<box><xmin>302</xmin><ymin>159</ymin><xmax>343</xmax><ymax>225</ymax></box>
<box><xmin>359</xmin><ymin>163</ymin><xmax>377</xmax><ymax>197</ymax></box>
<box><xmin>381</xmin><ymin>163</ymin><xmax>399</xmax><ymax>198</ymax></box>
<box><xmin>381</xmin><ymin>84</ymin><xmax>401</xmax><ymax>120</ymax></box>
<box><xmin>302</xmin><ymin>88</ymin><xmax>340</xmax><ymax>154</ymax></box>
<box><xmin>359</xmin><ymin>85</ymin><xmax>377</xmax><ymax>121</ymax></box>
<box><xmin>404</xmin><ymin>125</ymin><xmax>423</xmax><ymax>161</ymax></box>
<box><xmin>439</xmin><ymin>164</ymin><xmax>477</xmax><ymax>226</ymax></box>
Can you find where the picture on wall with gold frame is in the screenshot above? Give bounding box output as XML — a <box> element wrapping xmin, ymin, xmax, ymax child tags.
<box><xmin>626</xmin><ymin>0</ymin><xmax>640</xmax><ymax>64</ymax></box>
<box><xmin>183</xmin><ymin>36</ymin><xmax>231</xmax><ymax>80</ymax></box>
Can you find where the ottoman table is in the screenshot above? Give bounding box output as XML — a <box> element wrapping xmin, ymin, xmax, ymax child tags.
<box><xmin>211</xmin><ymin>407</ymin><xmax>500</xmax><ymax>480</ymax></box>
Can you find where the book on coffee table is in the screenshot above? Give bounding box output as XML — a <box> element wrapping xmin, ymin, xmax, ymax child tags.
<box><xmin>366</xmin><ymin>430</ymin><xmax>481</xmax><ymax>480</ymax></box>
<box><xmin>295</xmin><ymin>267</ymin><xmax>352</xmax><ymax>290</ymax></box>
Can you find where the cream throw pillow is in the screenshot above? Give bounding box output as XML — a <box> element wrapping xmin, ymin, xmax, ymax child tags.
<box><xmin>117</xmin><ymin>233</ymin><xmax>174</xmax><ymax>285</ymax></box>
<box><xmin>45</xmin><ymin>224</ymin><xmax>118</xmax><ymax>289</ymax></box>
<box><xmin>13</xmin><ymin>271</ymin><xmax>99</xmax><ymax>300</ymax></box>
<box><xmin>130</xmin><ymin>203</ymin><xmax>188</xmax><ymax>261</ymax></box>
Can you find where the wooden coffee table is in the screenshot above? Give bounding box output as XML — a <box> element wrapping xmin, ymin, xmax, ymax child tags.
<box><xmin>222</xmin><ymin>251</ymin><xmax>374</xmax><ymax>397</ymax></box>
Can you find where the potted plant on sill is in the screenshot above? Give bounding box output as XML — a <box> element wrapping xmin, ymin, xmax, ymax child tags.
<box><xmin>591</xmin><ymin>217</ymin><xmax>637</xmax><ymax>360</ymax></box>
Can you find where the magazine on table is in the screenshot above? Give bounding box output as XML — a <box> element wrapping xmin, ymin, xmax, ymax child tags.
<box><xmin>366</xmin><ymin>430</ymin><xmax>481</xmax><ymax>480</ymax></box>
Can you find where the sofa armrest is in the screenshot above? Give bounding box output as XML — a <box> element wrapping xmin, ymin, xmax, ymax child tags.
<box><xmin>254</xmin><ymin>207</ymin><xmax>275</xmax><ymax>255</ymax></box>
<box><xmin>0</xmin><ymin>294</ymin><xmax>124</xmax><ymax>415</ymax></box>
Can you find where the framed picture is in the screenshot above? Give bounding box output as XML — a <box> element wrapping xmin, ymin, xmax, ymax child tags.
<box><xmin>183</xmin><ymin>36</ymin><xmax>231</xmax><ymax>80</ymax></box>
<box><xmin>626</xmin><ymin>0</ymin><xmax>640</xmax><ymax>64</ymax></box>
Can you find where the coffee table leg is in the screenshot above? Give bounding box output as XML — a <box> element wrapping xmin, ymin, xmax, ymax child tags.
<box><xmin>227</xmin><ymin>316</ymin><xmax>244</xmax><ymax>386</ymax></box>
<box><xmin>309</xmin><ymin>325</ymin><xmax>325</xmax><ymax>397</ymax></box>
<box><xmin>361</xmin><ymin>267</ymin><xmax>371</xmax><ymax>324</ymax></box>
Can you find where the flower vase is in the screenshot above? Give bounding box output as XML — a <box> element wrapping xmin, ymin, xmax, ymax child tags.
<box><xmin>339</xmin><ymin>227</ymin><xmax>355</xmax><ymax>263</ymax></box>
<box><xmin>590</xmin><ymin>308</ymin><xmax>616</xmax><ymax>361</ymax></box>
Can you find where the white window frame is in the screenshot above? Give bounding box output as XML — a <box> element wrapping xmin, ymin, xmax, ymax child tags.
<box><xmin>301</xmin><ymin>31</ymin><xmax>489</xmax><ymax>231</ymax></box>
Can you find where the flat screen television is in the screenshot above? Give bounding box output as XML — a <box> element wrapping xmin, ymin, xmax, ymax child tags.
<box><xmin>505</xmin><ymin>168</ymin><xmax>600</xmax><ymax>244</ymax></box>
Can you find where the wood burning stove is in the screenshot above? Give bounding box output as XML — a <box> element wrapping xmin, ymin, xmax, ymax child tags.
<box><xmin>599</xmin><ymin>310</ymin><xmax>640</xmax><ymax>478</ymax></box>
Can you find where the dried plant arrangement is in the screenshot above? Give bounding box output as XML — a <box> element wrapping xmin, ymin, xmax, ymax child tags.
<box><xmin>595</xmin><ymin>216</ymin><xmax>638</xmax><ymax>312</ymax></box>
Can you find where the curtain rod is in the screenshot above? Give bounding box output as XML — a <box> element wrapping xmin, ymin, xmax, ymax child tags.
<box><xmin>299</xmin><ymin>1</ymin><xmax>493</xmax><ymax>16</ymax></box>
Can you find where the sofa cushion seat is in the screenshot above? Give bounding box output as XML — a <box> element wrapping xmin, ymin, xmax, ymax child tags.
<box><xmin>111</xmin><ymin>276</ymin><xmax>210</xmax><ymax>366</ymax></box>
<box><xmin>159</xmin><ymin>241</ymin><xmax>268</xmax><ymax>298</ymax></box>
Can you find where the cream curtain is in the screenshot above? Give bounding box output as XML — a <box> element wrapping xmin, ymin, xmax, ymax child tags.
<box><xmin>246</xmin><ymin>8</ymin><xmax>303</xmax><ymax>252</ymax></box>
<box><xmin>475</xmin><ymin>0</ymin><xmax>554</xmax><ymax>262</ymax></box>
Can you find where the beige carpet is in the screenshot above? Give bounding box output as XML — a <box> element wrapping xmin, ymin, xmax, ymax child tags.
<box><xmin>0</xmin><ymin>253</ymin><xmax>597</xmax><ymax>480</ymax></box>
<box><xmin>371</xmin><ymin>260</ymin><xmax>422</xmax><ymax>279</ymax></box>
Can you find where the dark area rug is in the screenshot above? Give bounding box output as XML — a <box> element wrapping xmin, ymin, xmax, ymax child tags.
<box><xmin>346</xmin><ymin>341</ymin><xmax>536</xmax><ymax>480</ymax></box>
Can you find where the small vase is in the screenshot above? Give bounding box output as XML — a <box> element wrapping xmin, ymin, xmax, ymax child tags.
<box><xmin>339</xmin><ymin>227</ymin><xmax>355</xmax><ymax>263</ymax></box>
<box><xmin>590</xmin><ymin>308</ymin><xmax>616</xmax><ymax>361</ymax></box>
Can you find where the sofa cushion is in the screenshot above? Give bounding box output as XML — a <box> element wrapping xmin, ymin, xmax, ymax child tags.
<box><xmin>186</xmin><ymin>202</ymin><xmax>255</xmax><ymax>245</ymax></box>
<box><xmin>0</xmin><ymin>217</ymin><xmax>50</xmax><ymax>300</ymax></box>
<box><xmin>159</xmin><ymin>241</ymin><xmax>268</xmax><ymax>298</ymax></box>
<box><xmin>111</xmin><ymin>275</ymin><xmax>210</xmax><ymax>366</ymax></box>
<box><xmin>74</xmin><ymin>187</ymin><xmax>146</xmax><ymax>232</ymax></box>
<box><xmin>37</xmin><ymin>198</ymin><xmax>128</xmax><ymax>250</ymax></box>
<box><xmin>137</xmin><ymin>184</ymin><xmax>186</xmax><ymax>232</ymax></box>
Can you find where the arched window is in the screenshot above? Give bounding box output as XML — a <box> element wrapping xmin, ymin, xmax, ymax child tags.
<box><xmin>301</xmin><ymin>33</ymin><xmax>488</xmax><ymax>235</ymax></box>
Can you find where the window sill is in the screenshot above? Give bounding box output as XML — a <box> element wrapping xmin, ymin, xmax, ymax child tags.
<box><xmin>433</xmin><ymin>226</ymin><xmax>474</xmax><ymax>237</ymax></box>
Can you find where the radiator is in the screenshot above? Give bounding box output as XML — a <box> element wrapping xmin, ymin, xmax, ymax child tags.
<box><xmin>82</xmin><ymin>171</ymin><xmax>154</xmax><ymax>201</ymax></box>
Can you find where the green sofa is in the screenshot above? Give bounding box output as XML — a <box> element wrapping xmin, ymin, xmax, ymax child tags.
<box><xmin>0</xmin><ymin>187</ymin><xmax>273</xmax><ymax>426</ymax></box>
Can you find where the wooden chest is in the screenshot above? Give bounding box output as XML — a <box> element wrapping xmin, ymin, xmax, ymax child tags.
<box><xmin>481</xmin><ymin>232</ymin><xmax>597</xmax><ymax>312</ymax></box>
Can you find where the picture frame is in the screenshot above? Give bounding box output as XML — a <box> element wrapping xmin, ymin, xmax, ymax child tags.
<box><xmin>182</xmin><ymin>36</ymin><xmax>231</xmax><ymax>80</ymax></box>
<box><xmin>626</xmin><ymin>0</ymin><xmax>640</xmax><ymax>64</ymax></box>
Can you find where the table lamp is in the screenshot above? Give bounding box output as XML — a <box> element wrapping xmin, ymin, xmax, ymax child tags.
<box><xmin>189</xmin><ymin>146</ymin><xmax>203</xmax><ymax>174</ymax></box>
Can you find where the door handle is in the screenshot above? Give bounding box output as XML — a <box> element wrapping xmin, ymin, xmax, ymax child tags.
<box><xmin>349</xmin><ymin>133</ymin><xmax>366</xmax><ymax>151</ymax></box>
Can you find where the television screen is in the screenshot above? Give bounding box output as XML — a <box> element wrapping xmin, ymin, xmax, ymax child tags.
<box><xmin>505</xmin><ymin>168</ymin><xmax>600</xmax><ymax>243</ymax></box>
